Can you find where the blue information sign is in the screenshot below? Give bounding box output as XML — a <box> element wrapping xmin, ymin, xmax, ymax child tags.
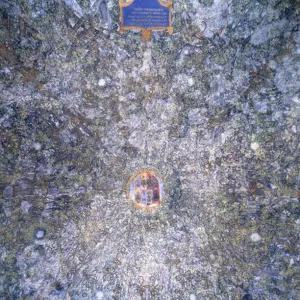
<box><xmin>119</xmin><ymin>0</ymin><xmax>173</xmax><ymax>40</ymax></box>
<box><xmin>123</xmin><ymin>0</ymin><xmax>169</xmax><ymax>28</ymax></box>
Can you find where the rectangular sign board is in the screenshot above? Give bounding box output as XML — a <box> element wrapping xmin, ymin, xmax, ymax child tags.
<box><xmin>119</xmin><ymin>0</ymin><xmax>173</xmax><ymax>40</ymax></box>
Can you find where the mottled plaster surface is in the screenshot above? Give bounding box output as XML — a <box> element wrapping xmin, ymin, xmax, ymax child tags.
<box><xmin>0</xmin><ymin>0</ymin><xmax>300</xmax><ymax>299</ymax></box>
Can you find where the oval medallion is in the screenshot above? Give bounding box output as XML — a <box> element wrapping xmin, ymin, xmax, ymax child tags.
<box><xmin>127</xmin><ymin>169</ymin><xmax>166</xmax><ymax>211</ymax></box>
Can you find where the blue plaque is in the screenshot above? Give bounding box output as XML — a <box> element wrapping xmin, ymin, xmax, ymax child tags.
<box><xmin>119</xmin><ymin>0</ymin><xmax>173</xmax><ymax>40</ymax></box>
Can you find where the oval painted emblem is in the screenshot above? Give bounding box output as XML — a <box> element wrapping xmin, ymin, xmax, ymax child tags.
<box><xmin>127</xmin><ymin>169</ymin><xmax>167</xmax><ymax>211</ymax></box>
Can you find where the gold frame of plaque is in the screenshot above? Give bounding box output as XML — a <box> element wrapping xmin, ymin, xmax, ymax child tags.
<box><xmin>119</xmin><ymin>0</ymin><xmax>173</xmax><ymax>40</ymax></box>
<box><xmin>126</xmin><ymin>168</ymin><xmax>167</xmax><ymax>212</ymax></box>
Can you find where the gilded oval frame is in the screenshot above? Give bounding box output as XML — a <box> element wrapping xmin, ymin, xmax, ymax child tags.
<box><xmin>126</xmin><ymin>168</ymin><xmax>167</xmax><ymax>212</ymax></box>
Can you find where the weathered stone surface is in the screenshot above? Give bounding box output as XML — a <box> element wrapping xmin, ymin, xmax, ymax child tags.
<box><xmin>0</xmin><ymin>0</ymin><xmax>299</xmax><ymax>299</ymax></box>
<box><xmin>250</xmin><ymin>233</ymin><xmax>262</xmax><ymax>242</ymax></box>
<box><xmin>3</xmin><ymin>186</ymin><xmax>13</xmax><ymax>200</ymax></box>
<box><xmin>20</xmin><ymin>201</ymin><xmax>32</xmax><ymax>214</ymax></box>
<box><xmin>35</xmin><ymin>229</ymin><xmax>45</xmax><ymax>239</ymax></box>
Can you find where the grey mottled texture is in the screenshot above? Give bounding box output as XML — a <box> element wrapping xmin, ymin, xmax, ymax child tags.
<box><xmin>0</xmin><ymin>0</ymin><xmax>300</xmax><ymax>299</ymax></box>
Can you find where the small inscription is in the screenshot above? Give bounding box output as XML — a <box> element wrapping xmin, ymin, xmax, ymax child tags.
<box><xmin>119</xmin><ymin>0</ymin><xmax>173</xmax><ymax>40</ymax></box>
<box><xmin>124</xmin><ymin>7</ymin><xmax>169</xmax><ymax>28</ymax></box>
<box><xmin>127</xmin><ymin>169</ymin><xmax>167</xmax><ymax>211</ymax></box>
